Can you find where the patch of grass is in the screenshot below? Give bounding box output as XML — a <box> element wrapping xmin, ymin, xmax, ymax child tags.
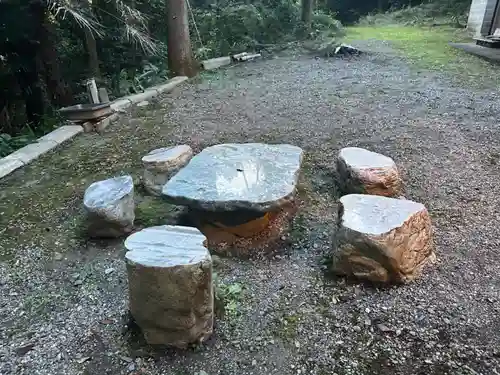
<box><xmin>135</xmin><ymin>195</ymin><xmax>186</xmax><ymax>227</ymax></box>
<box><xmin>346</xmin><ymin>25</ymin><xmax>500</xmax><ymax>88</ymax></box>
<box><xmin>272</xmin><ymin>313</ymin><xmax>301</xmax><ymax>341</ymax></box>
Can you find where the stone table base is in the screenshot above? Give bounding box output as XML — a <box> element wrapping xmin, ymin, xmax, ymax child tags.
<box><xmin>190</xmin><ymin>204</ymin><xmax>297</xmax><ymax>257</ymax></box>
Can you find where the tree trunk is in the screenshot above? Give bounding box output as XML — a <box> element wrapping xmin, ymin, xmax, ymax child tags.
<box><xmin>301</xmin><ymin>0</ymin><xmax>313</xmax><ymax>29</ymax></box>
<box><xmin>84</xmin><ymin>28</ymin><xmax>101</xmax><ymax>79</ymax></box>
<box><xmin>166</xmin><ymin>0</ymin><xmax>197</xmax><ymax>77</ymax></box>
<box><xmin>34</xmin><ymin>4</ymin><xmax>73</xmax><ymax>107</ymax></box>
<box><xmin>16</xmin><ymin>50</ymin><xmax>45</xmax><ymax>128</ymax></box>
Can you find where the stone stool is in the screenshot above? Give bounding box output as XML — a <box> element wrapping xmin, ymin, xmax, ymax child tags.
<box><xmin>332</xmin><ymin>194</ymin><xmax>434</xmax><ymax>283</ymax></box>
<box><xmin>125</xmin><ymin>225</ymin><xmax>213</xmax><ymax>348</ymax></box>
<box><xmin>142</xmin><ymin>145</ymin><xmax>193</xmax><ymax>196</ymax></box>
<box><xmin>83</xmin><ymin>175</ymin><xmax>135</xmax><ymax>238</ymax></box>
<box><xmin>337</xmin><ymin>147</ymin><xmax>402</xmax><ymax>197</ymax></box>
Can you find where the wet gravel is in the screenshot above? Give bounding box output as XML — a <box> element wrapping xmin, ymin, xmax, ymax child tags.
<box><xmin>1</xmin><ymin>45</ymin><xmax>500</xmax><ymax>375</ymax></box>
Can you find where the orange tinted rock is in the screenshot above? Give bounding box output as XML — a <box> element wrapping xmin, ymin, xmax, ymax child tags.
<box><xmin>333</xmin><ymin>194</ymin><xmax>434</xmax><ymax>283</ymax></box>
<box><xmin>337</xmin><ymin>147</ymin><xmax>402</xmax><ymax>197</ymax></box>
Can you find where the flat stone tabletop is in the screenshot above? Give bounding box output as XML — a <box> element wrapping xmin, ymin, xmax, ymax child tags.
<box><xmin>162</xmin><ymin>143</ymin><xmax>304</xmax><ymax>212</ymax></box>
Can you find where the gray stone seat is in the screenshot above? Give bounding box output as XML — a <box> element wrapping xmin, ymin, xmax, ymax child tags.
<box><xmin>337</xmin><ymin>147</ymin><xmax>402</xmax><ymax>197</ymax></box>
<box><xmin>162</xmin><ymin>143</ymin><xmax>304</xmax><ymax>212</ymax></box>
<box><xmin>125</xmin><ymin>225</ymin><xmax>213</xmax><ymax>348</ymax></box>
<box><xmin>333</xmin><ymin>194</ymin><xmax>434</xmax><ymax>283</ymax></box>
<box><xmin>83</xmin><ymin>175</ymin><xmax>134</xmax><ymax>238</ymax></box>
<box><xmin>142</xmin><ymin>145</ymin><xmax>193</xmax><ymax>196</ymax></box>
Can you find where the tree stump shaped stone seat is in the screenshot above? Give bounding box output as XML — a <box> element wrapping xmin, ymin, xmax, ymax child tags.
<box><xmin>337</xmin><ymin>147</ymin><xmax>402</xmax><ymax>197</ymax></box>
<box><xmin>125</xmin><ymin>225</ymin><xmax>213</xmax><ymax>348</ymax></box>
<box><xmin>142</xmin><ymin>145</ymin><xmax>193</xmax><ymax>196</ymax></box>
<box><xmin>83</xmin><ymin>175</ymin><xmax>135</xmax><ymax>238</ymax></box>
<box><xmin>333</xmin><ymin>194</ymin><xmax>434</xmax><ymax>283</ymax></box>
<box><xmin>162</xmin><ymin>143</ymin><xmax>304</xmax><ymax>255</ymax></box>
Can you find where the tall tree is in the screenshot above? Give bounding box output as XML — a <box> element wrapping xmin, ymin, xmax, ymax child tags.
<box><xmin>166</xmin><ymin>0</ymin><xmax>197</xmax><ymax>77</ymax></box>
<box><xmin>302</xmin><ymin>0</ymin><xmax>313</xmax><ymax>30</ymax></box>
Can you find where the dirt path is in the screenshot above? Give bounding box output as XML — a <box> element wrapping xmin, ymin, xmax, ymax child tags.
<box><xmin>1</xmin><ymin>47</ymin><xmax>500</xmax><ymax>375</ymax></box>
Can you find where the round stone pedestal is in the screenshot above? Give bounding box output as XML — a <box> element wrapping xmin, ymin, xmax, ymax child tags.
<box><xmin>142</xmin><ymin>145</ymin><xmax>193</xmax><ymax>196</ymax></box>
<box><xmin>332</xmin><ymin>194</ymin><xmax>434</xmax><ymax>283</ymax></box>
<box><xmin>125</xmin><ymin>225</ymin><xmax>213</xmax><ymax>348</ymax></box>
<box><xmin>337</xmin><ymin>147</ymin><xmax>402</xmax><ymax>197</ymax></box>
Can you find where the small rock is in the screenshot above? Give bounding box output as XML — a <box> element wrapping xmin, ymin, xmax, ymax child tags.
<box><xmin>127</xmin><ymin>363</ymin><xmax>136</xmax><ymax>372</ymax></box>
<box><xmin>377</xmin><ymin>323</ymin><xmax>391</xmax><ymax>332</ymax></box>
<box><xmin>16</xmin><ymin>343</ymin><xmax>35</xmax><ymax>356</ymax></box>
<box><xmin>104</xmin><ymin>267</ymin><xmax>115</xmax><ymax>275</ymax></box>
<box><xmin>137</xmin><ymin>101</ymin><xmax>149</xmax><ymax>107</ymax></box>
<box><xmin>353</xmin><ymin>325</ymin><xmax>361</xmax><ymax>332</ymax></box>
<box><xmin>119</xmin><ymin>355</ymin><xmax>133</xmax><ymax>363</ymax></box>
<box><xmin>252</xmin><ymin>359</ymin><xmax>257</xmax><ymax>366</ymax></box>
<box><xmin>54</xmin><ymin>252</ymin><xmax>63</xmax><ymax>260</ymax></box>
<box><xmin>211</xmin><ymin>255</ymin><xmax>222</xmax><ymax>267</ymax></box>
<box><xmin>76</xmin><ymin>356</ymin><xmax>91</xmax><ymax>364</ymax></box>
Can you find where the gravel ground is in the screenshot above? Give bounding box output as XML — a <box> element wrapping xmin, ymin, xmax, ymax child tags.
<box><xmin>1</xmin><ymin>43</ymin><xmax>500</xmax><ymax>375</ymax></box>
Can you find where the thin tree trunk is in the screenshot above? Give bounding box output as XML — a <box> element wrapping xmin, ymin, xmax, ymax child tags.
<box><xmin>166</xmin><ymin>0</ymin><xmax>197</xmax><ymax>77</ymax></box>
<box><xmin>34</xmin><ymin>4</ymin><xmax>73</xmax><ymax>107</ymax></box>
<box><xmin>302</xmin><ymin>0</ymin><xmax>313</xmax><ymax>29</ymax></box>
<box><xmin>84</xmin><ymin>28</ymin><xmax>101</xmax><ymax>79</ymax></box>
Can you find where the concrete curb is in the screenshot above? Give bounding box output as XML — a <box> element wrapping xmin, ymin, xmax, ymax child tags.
<box><xmin>0</xmin><ymin>125</ymin><xmax>83</xmax><ymax>179</ymax></box>
<box><xmin>110</xmin><ymin>76</ymin><xmax>188</xmax><ymax>111</ymax></box>
<box><xmin>0</xmin><ymin>76</ymin><xmax>189</xmax><ymax>181</ymax></box>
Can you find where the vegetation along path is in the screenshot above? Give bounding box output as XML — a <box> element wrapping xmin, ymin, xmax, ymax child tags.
<box><xmin>1</xmin><ymin>33</ymin><xmax>500</xmax><ymax>375</ymax></box>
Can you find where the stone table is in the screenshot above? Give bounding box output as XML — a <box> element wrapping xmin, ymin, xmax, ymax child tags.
<box><xmin>125</xmin><ymin>225</ymin><xmax>213</xmax><ymax>347</ymax></box>
<box><xmin>337</xmin><ymin>147</ymin><xmax>402</xmax><ymax>197</ymax></box>
<box><xmin>332</xmin><ymin>194</ymin><xmax>434</xmax><ymax>283</ymax></box>
<box><xmin>162</xmin><ymin>143</ymin><xmax>303</xmax><ymax>212</ymax></box>
<box><xmin>162</xmin><ymin>143</ymin><xmax>304</xmax><ymax>254</ymax></box>
<box><xmin>83</xmin><ymin>175</ymin><xmax>135</xmax><ymax>237</ymax></box>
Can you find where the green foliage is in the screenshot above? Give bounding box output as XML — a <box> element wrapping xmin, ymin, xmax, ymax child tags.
<box><xmin>328</xmin><ymin>0</ymin><xmax>470</xmax><ymax>25</ymax></box>
<box><xmin>192</xmin><ymin>0</ymin><xmax>337</xmax><ymax>58</ymax></box>
<box><xmin>358</xmin><ymin>1</ymin><xmax>470</xmax><ymax>27</ymax></box>
<box><xmin>213</xmin><ymin>272</ymin><xmax>244</xmax><ymax>320</ymax></box>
